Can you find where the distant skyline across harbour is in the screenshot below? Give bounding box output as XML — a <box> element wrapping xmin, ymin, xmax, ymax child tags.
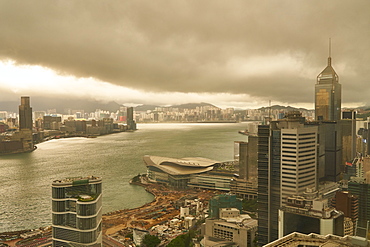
<box><xmin>0</xmin><ymin>96</ymin><xmax>368</xmax><ymax>114</ymax></box>
<box><xmin>0</xmin><ymin>1</ymin><xmax>370</xmax><ymax>109</ymax></box>
<box><xmin>0</xmin><ymin>122</ymin><xmax>245</xmax><ymax>233</ymax></box>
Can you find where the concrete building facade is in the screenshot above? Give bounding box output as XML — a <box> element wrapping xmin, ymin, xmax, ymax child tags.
<box><xmin>278</xmin><ymin>196</ymin><xmax>344</xmax><ymax>238</ymax></box>
<box><xmin>257</xmin><ymin>112</ymin><xmax>316</xmax><ymax>245</ymax></box>
<box><xmin>19</xmin><ymin>96</ymin><xmax>33</xmax><ymax>130</ymax></box>
<box><xmin>203</xmin><ymin>209</ymin><xmax>257</xmax><ymax>247</ymax></box>
<box><xmin>264</xmin><ymin>232</ymin><xmax>369</xmax><ymax>247</ymax></box>
<box><xmin>280</xmin><ymin>126</ymin><xmax>317</xmax><ymax>204</ymax></box>
<box><xmin>331</xmin><ymin>190</ymin><xmax>359</xmax><ymax>236</ymax></box>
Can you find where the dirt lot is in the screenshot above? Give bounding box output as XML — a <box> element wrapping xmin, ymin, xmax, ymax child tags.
<box><xmin>102</xmin><ymin>183</ymin><xmax>217</xmax><ymax>235</ymax></box>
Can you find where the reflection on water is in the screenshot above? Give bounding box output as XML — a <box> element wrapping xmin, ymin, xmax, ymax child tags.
<box><xmin>0</xmin><ymin>122</ymin><xmax>248</xmax><ymax>232</ymax></box>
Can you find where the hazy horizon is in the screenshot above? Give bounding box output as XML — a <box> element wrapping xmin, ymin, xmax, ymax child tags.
<box><xmin>0</xmin><ymin>1</ymin><xmax>369</xmax><ymax>109</ymax></box>
<box><xmin>1</xmin><ymin>96</ymin><xmax>322</xmax><ymax>113</ymax></box>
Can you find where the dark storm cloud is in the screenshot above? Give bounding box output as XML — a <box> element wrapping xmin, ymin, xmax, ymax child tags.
<box><xmin>0</xmin><ymin>0</ymin><xmax>369</xmax><ymax>105</ymax></box>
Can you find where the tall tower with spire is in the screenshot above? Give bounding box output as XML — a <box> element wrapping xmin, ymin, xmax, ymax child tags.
<box><xmin>315</xmin><ymin>40</ymin><xmax>342</xmax><ymax>121</ymax></box>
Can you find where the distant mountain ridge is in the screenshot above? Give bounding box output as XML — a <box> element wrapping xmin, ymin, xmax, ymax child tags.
<box><xmin>134</xmin><ymin>102</ymin><xmax>216</xmax><ymax>111</ymax></box>
<box><xmin>134</xmin><ymin>105</ymin><xmax>159</xmax><ymax>112</ymax></box>
<box><xmin>172</xmin><ymin>102</ymin><xmax>215</xmax><ymax>109</ymax></box>
<box><xmin>258</xmin><ymin>105</ymin><xmax>312</xmax><ymax>111</ymax></box>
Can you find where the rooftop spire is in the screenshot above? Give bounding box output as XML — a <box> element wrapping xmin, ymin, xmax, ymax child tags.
<box><xmin>328</xmin><ymin>38</ymin><xmax>332</xmax><ymax>66</ymax></box>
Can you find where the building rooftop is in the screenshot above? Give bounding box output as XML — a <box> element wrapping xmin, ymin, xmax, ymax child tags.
<box><xmin>281</xmin><ymin>204</ymin><xmax>343</xmax><ymax>220</ymax></box>
<box><xmin>144</xmin><ymin>155</ymin><xmax>220</xmax><ymax>176</ymax></box>
<box><xmin>52</xmin><ymin>176</ymin><xmax>101</xmax><ymax>186</ymax></box>
<box><xmin>219</xmin><ymin>215</ymin><xmax>257</xmax><ymax>229</ymax></box>
<box><xmin>263</xmin><ymin>232</ymin><xmax>368</xmax><ymax>247</ymax></box>
<box><xmin>317</xmin><ymin>57</ymin><xmax>339</xmax><ymax>84</ymax></box>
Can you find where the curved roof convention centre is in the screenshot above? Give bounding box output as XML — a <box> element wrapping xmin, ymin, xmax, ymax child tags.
<box><xmin>143</xmin><ymin>155</ymin><xmax>220</xmax><ymax>176</ymax></box>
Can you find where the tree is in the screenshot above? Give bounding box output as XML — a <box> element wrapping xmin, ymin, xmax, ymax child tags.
<box><xmin>142</xmin><ymin>234</ymin><xmax>161</xmax><ymax>247</ymax></box>
<box><xmin>243</xmin><ymin>199</ymin><xmax>257</xmax><ymax>212</ymax></box>
<box><xmin>167</xmin><ymin>237</ymin><xmax>186</xmax><ymax>247</ymax></box>
<box><xmin>167</xmin><ymin>230</ymin><xmax>195</xmax><ymax>247</ymax></box>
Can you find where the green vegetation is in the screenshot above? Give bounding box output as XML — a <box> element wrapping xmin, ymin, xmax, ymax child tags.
<box><xmin>78</xmin><ymin>194</ymin><xmax>97</xmax><ymax>202</ymax></box>
<box><xmin>167</xmin><ymin>230</ymin><xmax>196</xmax><ymax>247</ymax></box>
<box><xmin>125</xmin><ymin>232</ymin><xmax>133</xmax><ymax>240</ymax></box>
<box><xmin>142</xmin><ymin>234</ymin><xmax>161</xmax><ymax>247</ymax></box>
<box><xmin>243</xmin><ymin>199</ymin><xmax>257</xmax><ymax>212</ymax></box>
<box><xmin>132</xmin><ymin>174</ymin><xmax>141</xmax><ymax>183</ymax></box>
<box><xmin>72</xmin><ymin>179</ymin><xmax>89</xmax><ymax>186</ymax></box>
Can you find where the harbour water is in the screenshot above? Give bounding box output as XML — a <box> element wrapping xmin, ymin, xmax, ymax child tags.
<box><xmin>0</xmin><ymin>122</ymin><xmax>248</xmax><ymax>232</ymax></box>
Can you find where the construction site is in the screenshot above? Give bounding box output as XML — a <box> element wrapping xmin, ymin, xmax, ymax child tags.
<box><xmin>102</xmin><ymin>175</ymin><xmax>219</xmax><ymax>245</ymax></box>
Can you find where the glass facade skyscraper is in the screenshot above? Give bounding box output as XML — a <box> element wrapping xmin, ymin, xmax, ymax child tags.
<box><xmin>315</xmin><ymin>56</ymin><xmax>341</xmax><ymax>121</ymax></box>
<box><xmin>52</xmin><ymin>176</ymin><xmax>102</xmax><ymax>247</ymax></box>
<box><xmin>257</xmin><ymin>112</ymin><xmax>317</xmax><ymax>246</ymax></box>
<box><xmin>257</xmin><ymin>124</ymin><xmax>281</xmax><ymax>245</ymax></box>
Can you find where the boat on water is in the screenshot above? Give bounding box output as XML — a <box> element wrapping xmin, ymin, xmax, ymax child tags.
<box><xmin>238</xmin><ymin>130</ymin><xmax>249</xmax><ymax>135</ymax></box>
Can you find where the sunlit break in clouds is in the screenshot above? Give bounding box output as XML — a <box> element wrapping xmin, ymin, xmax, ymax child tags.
<box><xmin>0</xmin><ymin>60</ymin><xmax>275</xmax><ymax>109</ymax></box>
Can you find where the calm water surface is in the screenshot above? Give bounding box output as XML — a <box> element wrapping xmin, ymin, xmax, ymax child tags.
<box><xmin>0</xmin><ymin>123</ymin><xmax>248</xmax><ymax>232</ymax></box>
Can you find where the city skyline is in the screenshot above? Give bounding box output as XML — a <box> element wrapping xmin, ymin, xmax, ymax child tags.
<box><xmin>0</xmin><ymin>1</ymin><xmax>369</xmax><ymax>109</ymax></box>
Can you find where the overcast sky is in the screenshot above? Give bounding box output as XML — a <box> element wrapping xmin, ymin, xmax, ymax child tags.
<box><xmin>0</xmin><ymin>0</ymin><xmax>369</xmax><ymax>109</ymax></box>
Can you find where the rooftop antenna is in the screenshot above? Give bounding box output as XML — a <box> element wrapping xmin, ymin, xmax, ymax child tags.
<box><xmin>328</xmin><ymin>38</ymin><xmax>332</xmax><ymax>66</ymax></box>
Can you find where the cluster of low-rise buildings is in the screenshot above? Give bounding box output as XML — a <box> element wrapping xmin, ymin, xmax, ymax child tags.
<box><xmin>133</xmin><ymin>194</ymin><xmax>258</xmax><ymax>247</ymax></box>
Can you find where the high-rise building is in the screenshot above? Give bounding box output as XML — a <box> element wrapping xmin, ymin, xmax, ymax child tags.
<box><xmin>313</xmin><ymin>121</ymin><xmax>343</xmax><ymax>182</ymax></box>
<box><xmin>19</xmin><ymin>96</ymin><xmax>33</xmax><ymax>130</ymax></box>
<box><xmin>230</xmin><ymin>137</ymin><xmax>258</xmax><ymax>200</ymax></box>
<box><xmin>235</xmin><ymin>137</ymin><xmax>258</xmax><ymax>181</ymax></box>
<box><xmin>280</xmin><ymin>126</ymin><xmax>317</xmax><ymax>204</ymax></box>
<box><xmin>257</xmin><ymin>124</ymin><xmax>280</xmax><ymax>245</ymax></box>
<box><xmin>331</xmin><ymin>190</ymin><xmax>359</xmax><ymax>236</ymax></box>
<box><xmin>257</xmin><ymin>112</ymin><xmax>318</xmax><ymax>245</ymax></box>
<box><xmin>127</xmin><ymin>107</ymin><xmax>137</xmax><ymax>130</ymax></box>
<box><xmin>342</xmin><ymin>110</ymin><xmax>357</xmax><ymax>165</ymax></box>
<box><xmin>315</xmin><ymin>46</ymin><xmax>341</xmax><ymax>121</ymax></box>
<box><xmin>312</xmin><ymin>45</ymin><xmax>344</xmax><ymax>182</ymax></box>
<box><xmin>52</xmin><ymin>176</ymin><xmax>102</xmax><ymax>247</ymax></box>
<box><xmin>347</xmin><ymin>178</ymin><xmax>370</xmax><ymax>238</ymax></box>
